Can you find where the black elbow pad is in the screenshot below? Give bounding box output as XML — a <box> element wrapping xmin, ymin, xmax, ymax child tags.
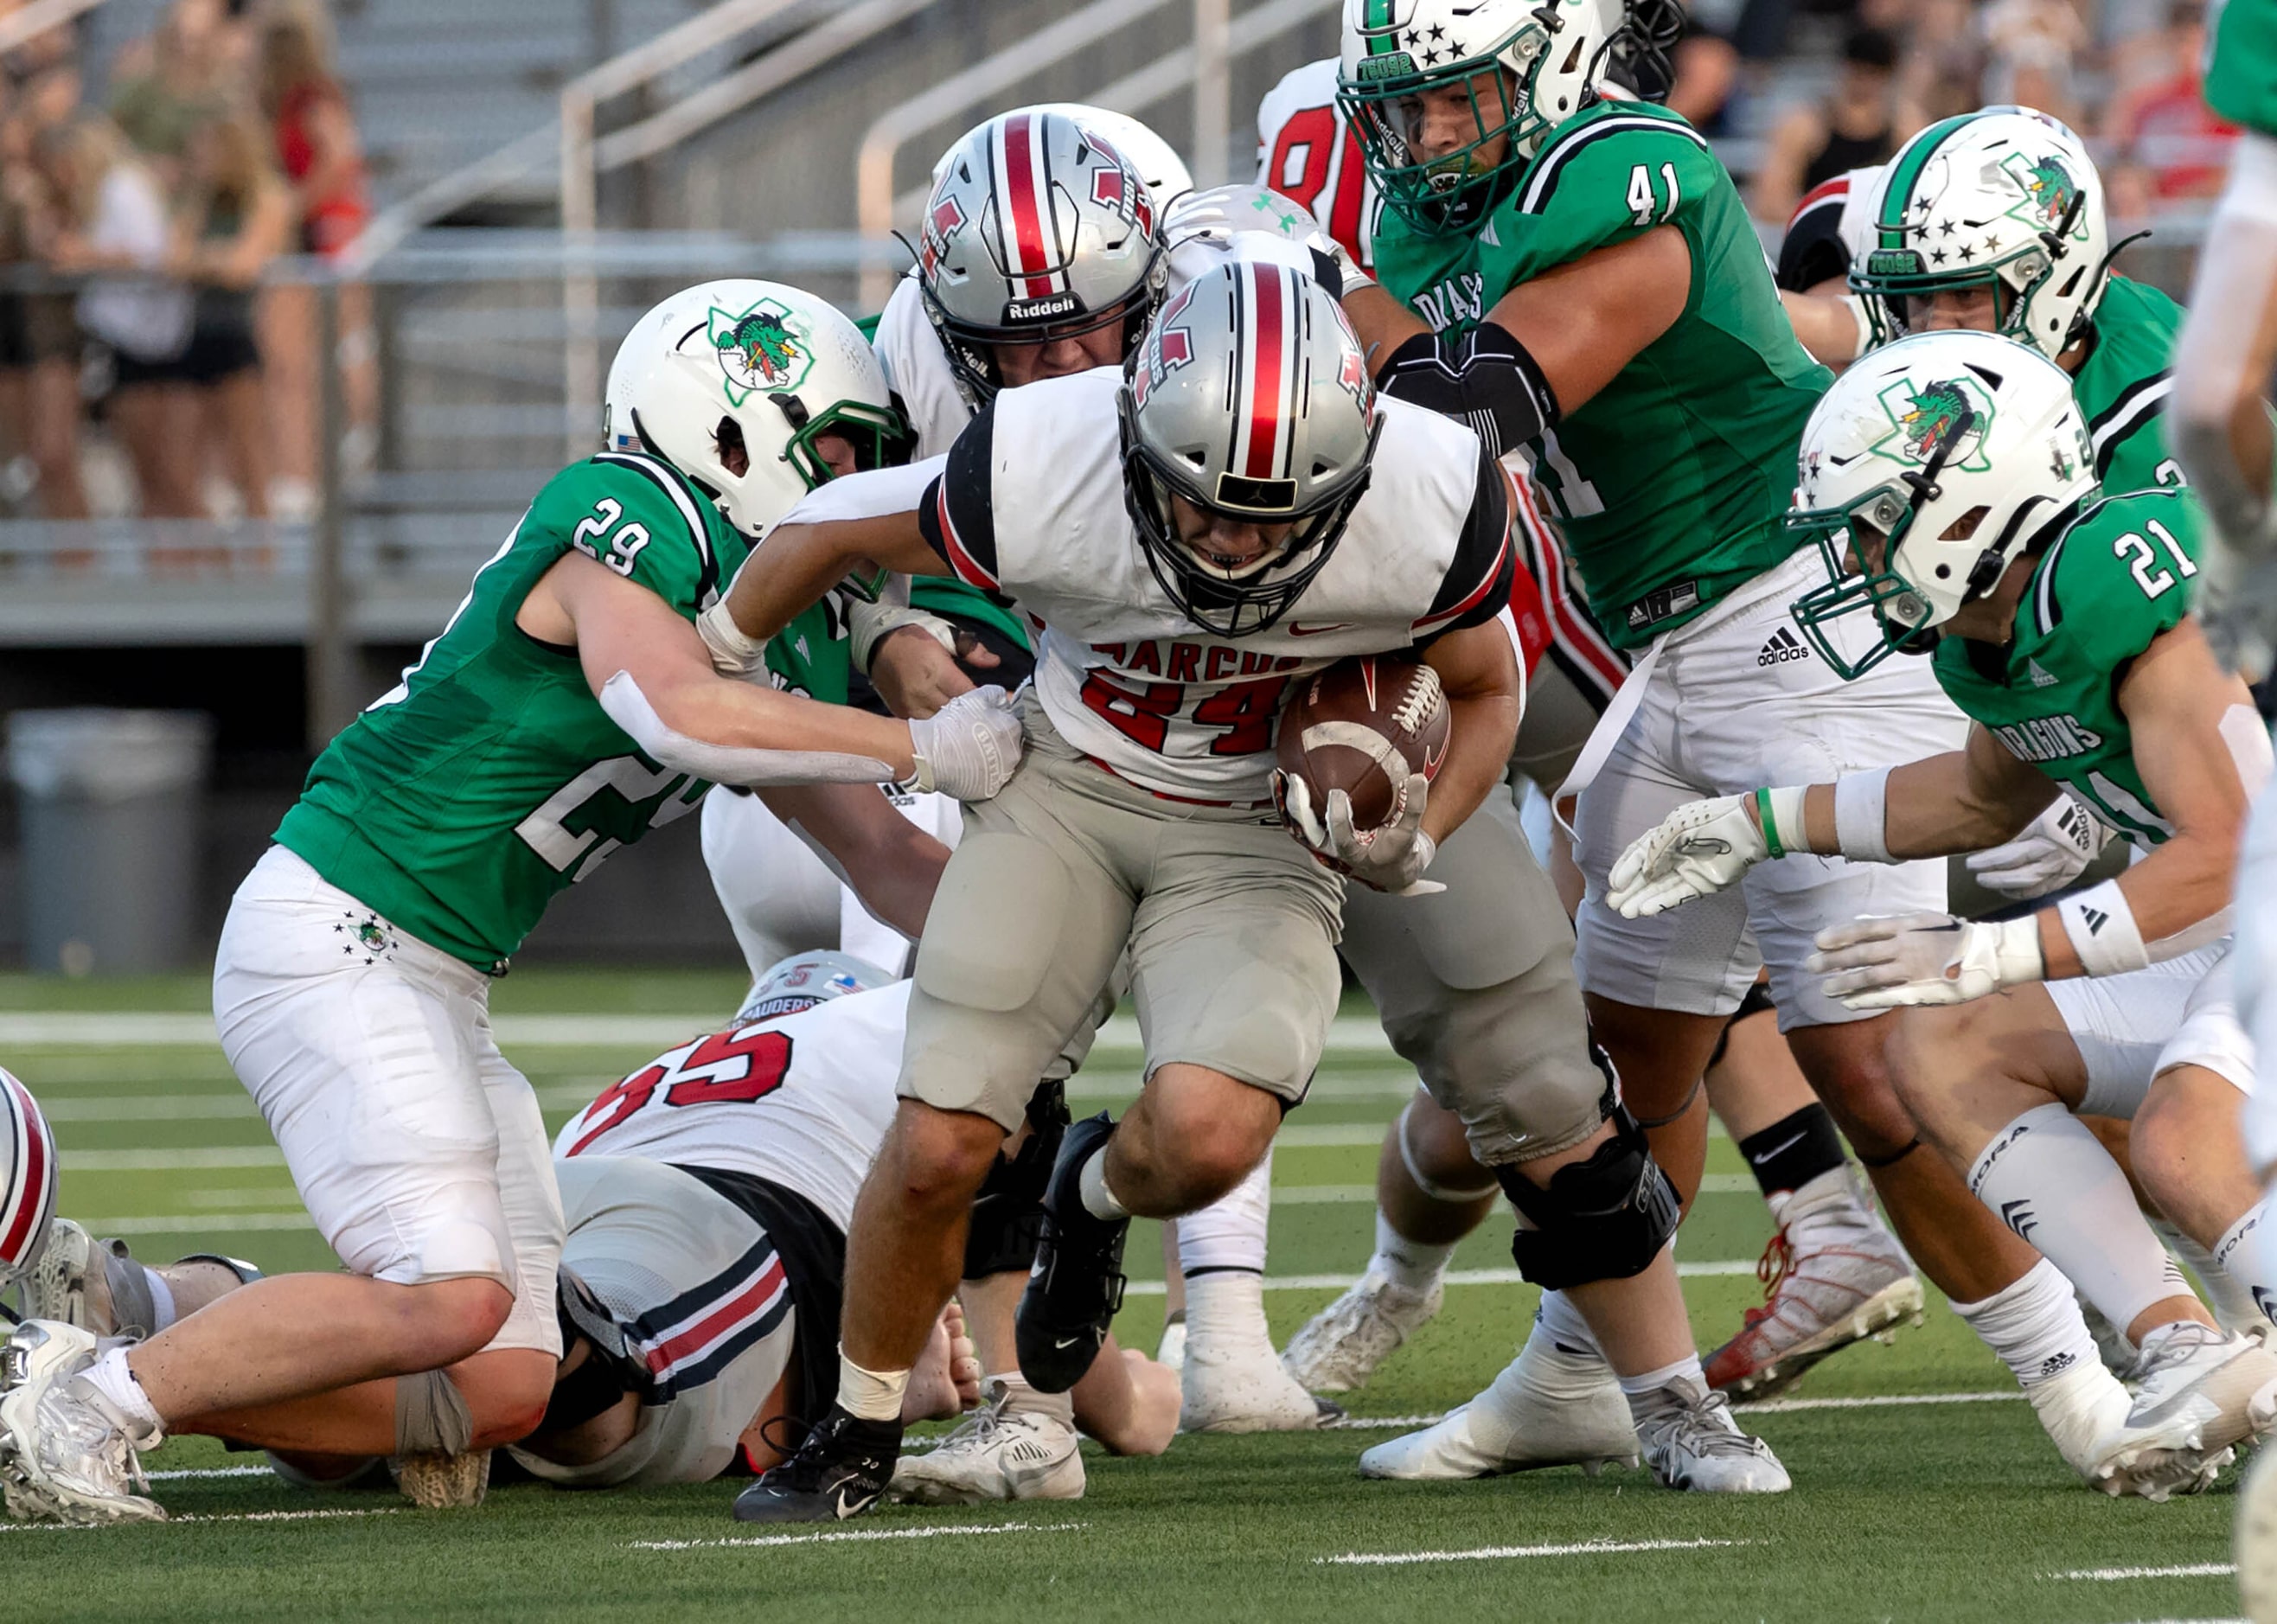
<box><xmin>1375</xmin><ymin>322</ymin><xmax>1560</xmax><ymax>458</ymax></box>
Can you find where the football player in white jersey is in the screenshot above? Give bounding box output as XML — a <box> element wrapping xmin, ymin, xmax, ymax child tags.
<box><xmin>719</xmin><ymin>258</ymin><xmax>1786</xmax><ymax>1524</ymax></box>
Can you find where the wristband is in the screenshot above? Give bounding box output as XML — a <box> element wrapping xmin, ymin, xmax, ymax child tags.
<box><xmin>696</xmin><ymin>599</ymin><xmax>768</xmax><ymax>681</ymax></box>
<box><xmin>2055</xmin><ymin>879</ymin><xmax>2152</xmax><ymax>978</ymax></box>
<box><xmin>848</xmin><ymin>598</ymin><xmax>956</xmax><ymax>675</ymax></box>
<box><xmin>1755</xmin><ymin>784</ymin><xmax>1809</xmax><ymax>860</ymax></box>
<box><xmin>1832</xmin><ymin>767</ymin><xmax>1895</xmax><ymax>863</ymax></box>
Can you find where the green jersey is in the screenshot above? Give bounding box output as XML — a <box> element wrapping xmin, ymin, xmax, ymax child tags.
<box><xmin>1372</xmin><ymin>102</ymin><xmax>1832</xmax><ymax>649</ymax></box>
<box><xmin>276</xmin><ymin>452</ymin><xmax>752</xmax><ymax>970</ymax></box>
<box><xmin>2074</xmin><ymin>275</ymin><xmax>2186</xmax><ymax>497</ymax></box>
<box><xmin>1931</xmin><ymin>487</ymin><xmax>2203</xmax><ymax>849</ymax></box>
<box><xmin>2207</xmin><ymin>0</ymin><xmax>2277</xmax><ymax>137</ymax></box>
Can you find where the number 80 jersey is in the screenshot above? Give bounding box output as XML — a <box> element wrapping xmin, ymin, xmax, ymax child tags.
<box><xmin>274</xmin><ymin>452</ymin><xmax>753</xmax><ymax>971</ymax></box>
<box><xmin>914</xmin><ymin>368</ymin><xmax>1519</xmax><ymax>804</ymax></box>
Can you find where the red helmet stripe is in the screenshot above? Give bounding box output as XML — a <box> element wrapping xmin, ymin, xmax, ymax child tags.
<box><xmin>1243</xmin><ymin>263</ymin><xmax>1289</xmax><ymax>481</ymax></box>
<box><xmin>996</xmin><ymin>113</ymin><xmax>1059</xmax><ymax>300</ymax></box>
<box><xmin>0</xmin><ymin>1071</ymin><xmax>52</xmax><ymax>1269</ymax></box>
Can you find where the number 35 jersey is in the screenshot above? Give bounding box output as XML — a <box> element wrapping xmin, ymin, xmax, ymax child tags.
<box><xmin>916</xmin><ymin>367</ymin><xmax>1517</xmax><ymax>803</ymax></box>
<box><xmin>1931</xmin><ymin>487</ymin><xmax>2205</xmax><ymax>849</ymax></box>
<box><xmin>555</xmin><ymin>981</ymin><xmax>909</xmax><ymax>1233</ymax></box>
<box><xmin>275</xmin><ymin>452</ymin><xmax>753</xmax><ymax>971</ymax></box>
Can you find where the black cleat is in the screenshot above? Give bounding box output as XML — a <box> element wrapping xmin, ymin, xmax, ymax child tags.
<box><xmin>731</xmin><ymin>1404</ymin><xmax>902</xmax><ymax>1524</ymax></box>
<box><xmin>1015</xmin><ymin>1112</ymin><xmax>1129</xmax><ymax>1394</ymax></box>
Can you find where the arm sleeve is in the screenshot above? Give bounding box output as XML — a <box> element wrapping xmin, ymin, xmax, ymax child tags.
<box><xmin>1412</xmin><ymin>445</ymin><xmax>1519</xmax><ymax>643</ymax></box>
<box><xmin>916</xmin><ymin>403</ymin><xmax>1002</xmax><ymax>590</ymax></box>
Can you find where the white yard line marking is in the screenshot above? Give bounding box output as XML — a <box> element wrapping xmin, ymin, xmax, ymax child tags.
<box><xmin>1121</xmin><ymin>1261</ymin><xmax>1758</xmax><ymax>1298</ymax></box>
<box><xmin>631</xmin><ymin>1520</ymin><xmax>1084</xmax><ymax>1552</ymax></box>
<box><xmin>0</xmin><ymin>1507</ymin><xmax>397</xmax><ymax>1531</ymax></box>
<box><xmin>63</xmin><ymin>1148</ymin><xmax>284</xmax><ymax>1172</ymax></box>
<box><xmin>1321</xmin><ymin>1537</ymin><xmax>1746</xmax><ymax>1566</ymax></box>
<box><xmin>145</xmin><ymin>1466</ymin><xmax>274</xmax><ymax>1481</ymax></box>
<box><xmin>72</xmin><ymin>1213</ymin><xmax>313</xmax><ymax>1234</ymax></box>
<box><xmin>1325</xmin><ymin>1392</ymin><xmax>2024</xmax><ymax>1431</ymax></box>
<box><xmin>2054</xmin><ymin>1563</ymin><xmax>2237</xmax><ymax>1582</ymax></box>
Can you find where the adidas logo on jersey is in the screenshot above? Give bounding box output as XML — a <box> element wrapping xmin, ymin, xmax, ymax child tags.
<box><xmin>1757</xmin><ymin>627</ymin><xmax>1811</xmax><ymax>666</ymax></box>
<box><xmin>2026</xmin><ymin>658</ymin><xmax>2057</xmax><ymax>688</ymax></box>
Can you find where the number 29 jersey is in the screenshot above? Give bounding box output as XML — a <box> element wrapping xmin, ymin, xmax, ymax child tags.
<box><xmin>275</xmin><ymin>453</ymin><xmax>752</xmax><ymax>971</ymax></box>
<box><xmin>913</xmin><ymin>367</ymin><xmax>1516</xmax><ymax>803</ymax></box>
<box><xmin>555</xmin><ymin>981</ymin><xmax>909</xmax><ymax>1233</ymax></box>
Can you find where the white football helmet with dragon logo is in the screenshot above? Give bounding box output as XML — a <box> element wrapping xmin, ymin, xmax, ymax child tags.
<box><xmin>1787</xmin><ymin>329</ymin><xmax>2096</xmax><ymax>677</ymax></box>
<box><xmin>1851</xmin><ymin>107</ymin><xmax>2112</xmax><ymax>358</ymax></box>
<box><xmin>603</xmin><ymin>278</ymin><xmax>911</xmax><ymax>554</ymax></box>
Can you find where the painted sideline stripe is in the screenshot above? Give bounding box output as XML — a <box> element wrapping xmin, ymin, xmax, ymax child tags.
<box><xmin>147</xmin><ymin>1466</ymin><xmax>274</xmax><ymax>1481</ymax></box>
<box><xmin>1321</xmin><ymin>1537</ymin><xmax>1746</xmax><ymax>1566</ymax></box>
<box><xmin>1123</xmin><ymin>1262</ymin><xmax>1759</xmax><ymax>1298</ymax></box>
<box><xmin>0</xmin><ymin>1507</ymin><xmax>397</xmax><ymax>1532</ymax></box>
<box><xmin>0</xmin><ymin>1012</ymin><xmax>1398</xmax><ymax>1052</ymax></box>
<box><xmin>2054</xmin><ymin>1563</ymin><xmax>2237</xmax><ymax>1582</ymax></box>
<box><xmin>632</xmin><ymin>1520</ymin><xmax>1084</xmax><ymax>1552</ymax></box>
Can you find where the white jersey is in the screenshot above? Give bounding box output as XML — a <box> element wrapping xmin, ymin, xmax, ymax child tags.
<box><xmin>1775</xmin><ymin>163</ymin><xmax>1885</xmax><ymax>292</ymax></box>
<box><xmin>874</xmin><ymin>276</ymin><xmax>975</xmax><ymax>459</ymax></box>
<box><xmin>1254</xmin><ymin>58</ymin><xmax>1374</xmax><ymax>269</ymax></box>
<box><xmin>918</xmin><ymin>367</ymin><xmax>1514</xmax><ymax>802</ymax></box>
<box><xmin>553</xmin><ymin>981</ymin><xmax>910</xmax><ymax>1232</ymax></box>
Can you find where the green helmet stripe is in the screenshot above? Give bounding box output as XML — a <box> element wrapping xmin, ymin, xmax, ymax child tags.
<box><xmin>1877</xmin><ymin>114</ymin><xmax>1977</xmax><ymax>247</ymax></box>
<box><xmin>1363</xmin><ymin>0</ymin><xmax>1398</xmax><ymax>51</ymax></box>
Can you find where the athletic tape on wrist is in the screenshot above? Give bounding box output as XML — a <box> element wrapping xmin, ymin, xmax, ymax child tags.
<box><xmin>696</xmin><ymin>599</ymin><xmax>768</xmax><ymax>679</ymax></box>
<box><xmin>1839</xmin><ymin>293</ymin><xmax>1873</xmax><ymax>361</ymax></box>
<box><xmin>1832</xmin><ymin>768</ymin><xmax>1895</xmax><ymax>864</ymax></box>
<box><xmin>848</xmin><ymin>599</ymin><xmax>956</xmax><ymax>674</ymax></box>
<box><xmin>2056</xmin><ymin>879</ymin><xmax>2151</xmax><ymax>978</ymax></box>
<box><xmin>1756</xmin><ymin>785</ymin><xmax>1808</xmax><ymax>860</ymax></box>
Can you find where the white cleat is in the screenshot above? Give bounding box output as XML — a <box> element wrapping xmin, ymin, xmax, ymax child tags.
<box><xmin>1358</xmin><ymin>1332</ymin><xmax>1637</xmax><ymax>1480</ymax></box>
<box><xmin>0</xmin><ymin>1320</ymin><xmax>164</xmax><ymax>1525</ymax></box>
<box><xmin>2126</xmin><ymin>1321</ymin><xmax>2277</xmax><ymax>1461</ymax></box>
<box><xmin>1281</xmin><ymin>1271</ymin><xmax>1444</xmax><ymax>1395</ymax></box>
<box><xmin>890</xmin><ymin>1386</ymin><xmax>1085</xmax><ymax>1505</ymax></box>
<box><xmin>2235</xmin><ymin>1441</ymin><xmax>2277</xmax><ymax>1621</ymax></box>
<box><xmin>1155</xmin><ymin>1314</ymin><xmax>1187</xmax><ymax>1375</ymax></box>
<box><xmin>1182</xmin><ymin>1337</ymin><xmax>1344</xmax><ymax>1433</ymax></box>
<box><xmin>1704</xmin><ymin>1169</ymin><xmax>1922</xmax><ymax>1400</ymax></box>
<box><xmin>24</xmin><ymin>1220</ymin><xmax>101</xmax><ymax>1334</ymax></box>
<box><xmin>2030</xmin><ymin>1355</ymin><xmax>2225</xmax><ymax>1500</ymax></box>
<box><xmin>1631</xmin><ymin>1374</ymin><xmax>1791</xmax><ymax>1493</ymax></box>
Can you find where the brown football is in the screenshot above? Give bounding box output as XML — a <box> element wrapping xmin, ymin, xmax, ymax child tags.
<box><xmin>1275</xmin><ymin>655</ymin><xmax>1451</xmax><ymax>834</ymax></box>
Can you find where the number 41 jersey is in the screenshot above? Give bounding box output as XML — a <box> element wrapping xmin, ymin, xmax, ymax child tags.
<box><xmin>275</xmin><ymin>452</ymin><xmax>752</xmax><ymax>972</ymax></box>
<box><xmin>917</xmin><ymin>367</ymin><xmax>1518</xmax><ymax>803</ymax></box>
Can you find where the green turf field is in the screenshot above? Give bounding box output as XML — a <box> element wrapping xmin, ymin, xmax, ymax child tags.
<box><xmin>0</xmin><ymin>970</ymin><xmax>2248</xmax><ymax>1623</ymax></box>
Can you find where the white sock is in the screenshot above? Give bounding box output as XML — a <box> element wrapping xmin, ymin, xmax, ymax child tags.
<box><xmin>989</xmin><ymin>1371</ymin><xmax>1074</xmax><ymax>1425</ymax></box>
<box><xmin>80</xmin><ymin>1346</ymin><xmax>163</xmax><ymax>1439</ymax></box>
<box><xmin>836</xmin><ymin>1346</ymin><xmax>911</xmax><ymax>1423</ymax></box>
<box><xmin>1614</xmin><ymin>1353</ymin><xmax>1706</xmax><ymax>1398</ymax></box>
<box><xmin>143</xmin><ymin>1269</ymin><xmax>177</xmax><ymax>1334</ymax></box>
<box><xmin>1953</xmin><ymin>1257</ymin><xmax>2105</xmax><ymax>1389</ymax></box>
<box><xmin>1184</xmin><ymin>1268</ymin><xmax>1274</xmax><ymax>1356</ymax></box>
<box><xmin>1532</xmin><ymin>1288</ymin><xmax>1602</xmax><ymax>1360</ymax></box>
<box><xmin>2152</xmin><ymin>1214</ymin><xmax>2256</xmax><ymax>1332</ymax></box>
<box><xmin>1370</xmin><ymin>1210</ymin><xmax>1456</xmax><ymax>1295</ymax></box>
<box><xmin>1177</xmin><ymin>1152</ymin><xmax>1272</xmax><ymax>1274</ymax></box>
<box><xmin>1078</xmin><ymin>1148</ymin><xmax>1129</xmax><ymax>1222</ymax></box>
<box><xmin>2214</xmin><ymin>1199</ymin><xmax>2277</xmax><ymax>1332</ymax></box>
<box><xmin>1967</xmin><ymin>1104</ymin><xmax>2190</xmax><ymax>1333</ymax></box>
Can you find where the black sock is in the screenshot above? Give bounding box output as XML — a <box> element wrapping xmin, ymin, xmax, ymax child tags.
<box><xmin>1737</xmin><ymin>1104</ymin><xmax>1847</xmax><ymax>1201</ymax></box>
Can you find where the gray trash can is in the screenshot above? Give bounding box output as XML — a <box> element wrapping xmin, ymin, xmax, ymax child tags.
<box><xmin>7</xmin><ymin>709</ymin><xmax>214</xmax><ymax>975</ymax></box>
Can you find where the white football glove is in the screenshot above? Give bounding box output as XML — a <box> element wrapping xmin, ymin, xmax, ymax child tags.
<box><xmin>696</xmin><ymin>599</ymin><xmax>769</xmax><ymax>681</ymax></box>
<box><xmin>1275</xmin><ymin>770</ymin><xmax>1441</xmax><ymax>895</ymax></box>
<box><xmin>1606</xmin><ymin>794</ymin><xmax>1770</xmax><ymax>918</ymax></box>
<box><xmin>1805</xmin><ymin>911</ymin><xmax>2044</xmax><ymax>1010</ymax></box>
<box><xmin>1964</xmin><ymin>797</ymin><xmax>2112</xmax><ymax>898</ymax></box>
<box><xmin>905</xmin><ymin>685</ymin><xmax>1023</xmax><ymax>801</ymax></box>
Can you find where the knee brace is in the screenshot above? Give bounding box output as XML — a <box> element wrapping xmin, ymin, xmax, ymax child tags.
<box><xmin>1497</xmin><ymin>1104</ymin><xmax>1681</xmax><ymax>1291</ymax></box>
<box><xmin>1375</xmin><ymin>323</ymin><xmax>1559</xmax><ymax>459</ymax></box>
<box><xmin>394</xmin><ymin>1368</ymin><xmax>475</xmax><ymax>1457</ymax></box>
<box><xmin>1704</xmin><ymin>980</ymin><xmax>1777</xmax><ymax>1072</ymax></box>
<box><xmin>963</xmin><ymin>1081</ymin><xmax>1069</xmax><ymax>1279</ymax></box>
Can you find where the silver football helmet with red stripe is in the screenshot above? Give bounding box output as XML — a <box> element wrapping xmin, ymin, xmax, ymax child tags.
<box><xmin>1120</xmin><ymin>259</ymin><xmax>1382</xmax><ymax>636</ymax></box>
<box><xmin>0</xmin><ymin>1067</ymin><xmax>59</xmax><ymax>1298</ymax></box>
<box><xmin>918</xmin><ymin>108</ymin><xmax>1167</xmax><ymax>409</ymax></box>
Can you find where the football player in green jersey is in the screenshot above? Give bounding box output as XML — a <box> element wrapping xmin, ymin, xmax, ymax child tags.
<box><xmin>0</xmin><ymin>281</ymin><xmax>1027</xmax><ymax>1526</ymax></box>
<box><xmin>1329</xmin><ymin>0</ymin><xmax>2008</xmax><ymax>1478</ymax></box>
<box><xmin>1611</xmin><ymin>329</ymin><xmax>2277</xmax><ymax>1493</ymax></box>
<box><xmin>1851</xmin><ymin>107</ymin><xmax>2188</xmax><ymax>498</ymax></box>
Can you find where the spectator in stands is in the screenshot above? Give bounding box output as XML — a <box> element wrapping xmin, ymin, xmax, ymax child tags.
<box><xmin>258</xmin><ymin>0</ymin><xmax>371</xmax><ymax>508</ymax></box>
<box><xmin>2103</xmin><ymin>0</ymin><xmax>2236</xmax><ymax>220</ymax></box>
<box><xmin>173</xmin><ymin>115</ymin><xmax>290</xmax><ymax>521</ymax></box>
<box><xmin>106</xmin><ymin>0</ymin><xmax>237</xmax><ymax>194</ymax></box>
<box><xmin>0</xmin><ymin>62</ymin><xmax>89</xmax><ymax>519</ymax></box>
<box><xmin>30</xmin><ymin>113</ymin><xmax>200</xmax><ymax>519</ymax></box>
<box><xmin>1896</xmin><ymin>0</ymin><xmax>1987</xmax><ymax>125</ymax></box>
<box><xmin>1980</xmin><ymin>0</ymin><xmax>2088</xmax><ymax>128</ymax></box>
<box><xmin>1749</xmin><ymin>23</ymin><xmax>1914</xmax><ymax>222</ymax></box>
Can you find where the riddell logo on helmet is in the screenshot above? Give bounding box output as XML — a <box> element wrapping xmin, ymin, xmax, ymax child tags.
<box><xmin>1003</xmin><ymin>293</ymin><xmax>1084</xmax><ymax>324</ymax></box>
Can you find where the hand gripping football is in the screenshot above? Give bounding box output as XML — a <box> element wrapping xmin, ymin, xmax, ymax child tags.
<box><xmin>1274</xmin><ymin>655</ymin><xmax>1450</xmax><ymax>834</ymax></box>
